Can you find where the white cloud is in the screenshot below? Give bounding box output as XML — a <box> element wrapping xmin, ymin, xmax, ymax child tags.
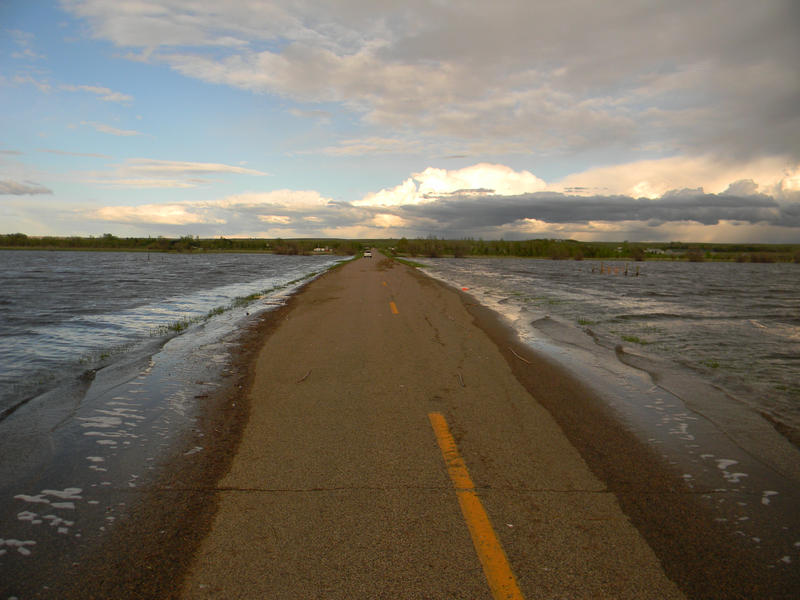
<box><xmin>121</xmin><ymin>158</ymin><xmax>267</xmax><ymax>177</ymax></box>
<box><xmin>13</xmin><ymin>75</ymin><xmax>52</xmax><ymax>93</ymax></box>
<box><xmin>62</xmin><ymin>84</ymin><xmax>133</xmax><ymax>103</ymax></box>
<box><xmin>213</xmin><ymin>189</ymin><xmax>329</xmax><ymax>211</ymax></box>
<box><xmin>554</xmin><ymin>156</ymin><xmax>800</xmax><ymax>199</ymax></box>
<box><xmin>90</xmin><ymin>203</ymin><xmax>216</xmax><ymax>225</ymax></box>
<box><xmin>258</xmin><ymin>215</ymin><xmax>292</xmax><ymax>224</ymax></box>
<box><xmin>81</xmin><ymin>121</ymin><xmax>142</xmax><ymax>136</ymax></box>
<box><xmin>355</xmin><ymin>164</ymin><xmax>547</xmax><ymax>207</ymax></box>
<box><xmin>85</xmin><ymin>158</ymin><xmax>269</xmax><ymax>188</ymax></box>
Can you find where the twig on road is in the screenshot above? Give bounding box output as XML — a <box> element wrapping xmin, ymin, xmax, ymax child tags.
<box><xmin>508</xmin><ymin>347</ymin><xmax>531</xmax><ymax>364</ymax></box>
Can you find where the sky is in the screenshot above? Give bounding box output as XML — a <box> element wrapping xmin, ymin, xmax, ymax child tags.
<box><xmin>1</xmin><ymin>0</ymin><xmax>799</xmax><ymax>242</ymax></box>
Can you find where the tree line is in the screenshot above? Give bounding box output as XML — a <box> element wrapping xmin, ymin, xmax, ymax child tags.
<box><xmin>2</xmin><ymin>233</ymin><xmax>798</xmax><ymax>262</ymax></box>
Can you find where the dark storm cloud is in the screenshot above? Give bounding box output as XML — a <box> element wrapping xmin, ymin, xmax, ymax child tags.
<box><xmin>396</xmin><ymin>189</ymin><xmax>795</xmax><ymax>232</ymax></box>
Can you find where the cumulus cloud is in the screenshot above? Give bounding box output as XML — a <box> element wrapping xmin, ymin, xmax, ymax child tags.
<box><xmin>355</xmin><ymin>164</ymin><xmax>546</xmax><ymax>207</ymax></box>
<box><xmin>0</xmin><ymin>180</ymin><xmax>53</xmax><ymax>195</ymax></box>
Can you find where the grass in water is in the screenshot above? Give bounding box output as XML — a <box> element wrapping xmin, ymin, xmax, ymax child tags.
<box><xmin>393</xmin><ymin>257</ymin><xmax>426</xmax><ymax>268</ymax></box>
<box><xmin>621</xmin><ymin>334</ymin><xmax>649</xmax><ymax>345</ymax></box>
<box><xmin>577</xmin><ymin>318</ymin><xmax>597</xmax><ymax>326</ymax></box>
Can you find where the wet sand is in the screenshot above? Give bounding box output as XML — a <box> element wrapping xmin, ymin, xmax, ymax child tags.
<box><xmin>52</xmin><ymin>256</ymin><xmax>798</xmax><ymax>598</ymax></box>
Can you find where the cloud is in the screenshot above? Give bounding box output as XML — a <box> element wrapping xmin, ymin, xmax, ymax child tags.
<box><xmin>289</xmin><ymin>108</ymin><xmax>332</xmax><ymax>122</ymax></box>
<box><xmin>62</xmin><ymin>84</ymin><xmax>133</xmax><ymax>103</ymax></box>
<box><xmin>37</xmin><ymin>148</ymin><xmax>112</xmax><ymax>158</ymax></box>
<box><xmin>553</xmin><ymin>156</ymin><xmax>800</xmax><ymax>199</ymax></box>
<box><xmin>355</xmin><ymin>164</ymin><xmax>547</xmax><ymax>206</ymax></box>
<box><xmin>0</xmin><ymin>180</ymin><xmax>53</xmax><ymax>195</ymax></box>
<box><xmin>397</xmin><ymin>190</ymin><xmax>791</xmax><ymax>232</ymax></box>
<box><xmin>13</xmin><ymin>75</ymin><xmax>52</xmax><ymax>93</ymax></box>
<box><xmin>8</xmin><ymin>29</ymin><xmax>45</xmax><ymax>61</ymax></box>
<box><xmin>82</xmin><ymin>160</ymin><xmax>800</xmax><ymax>241</ymax></box>
<box><xmin>315</xmin><ymin>137</ymin><xmax>422</xmax><ymax>156</ymax></box>
<box><xmin>90</xmin><ymin>203</ymin><xmax>216</xmax><ymax>225</ymax></box>
<box><xmin>81</xmin><ymin>121</ymin><xmax>142</xmax><ymax>136</ymax></box>
<box><xmin>60</xmin><ymin>1</ymin><xmax>800</xmax><ymax>161</ymax></box>
<box><xmin>120</xmin><ymin>158</ymin><xmax>268</xmax><ymax>177</ymax></box>
<box><xmin>85</xmin><ymin>157</ymin><xmax>269</xmax><ymax>188</ymax></box>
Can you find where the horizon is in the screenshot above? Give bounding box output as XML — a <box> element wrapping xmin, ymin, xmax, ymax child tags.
<box><xmin>5</xmin><ymin>231</ymin><xmax>799</xmax><ymax>249</ymax></box>
<box><xmin>1</xmin><ymin>1</ymin><xmax>799</xmax><ymax>243</ymax></box>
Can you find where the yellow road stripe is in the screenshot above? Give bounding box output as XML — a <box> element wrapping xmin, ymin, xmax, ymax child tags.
<box><xmin>428</xmin><ymin>412</ymin><xmax>525</xmax><ymax>600</ymax></box>
<box><xmin>390</xmin><ymin>301</ymin><xmax>399</xmax><ymax>314</ymax></box>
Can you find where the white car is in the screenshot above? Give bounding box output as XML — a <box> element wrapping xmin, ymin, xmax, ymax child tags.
<box><xmin>363</xmin><ymin>251</ymin><xmax>372</xmax><ymax>258</ymax></box>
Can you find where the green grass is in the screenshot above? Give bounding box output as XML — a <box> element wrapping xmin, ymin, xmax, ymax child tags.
<box><xmin>577</xmin><ymin>318</ymin><xmax>597</xmax><ymax>326</ymax></box>
<box><xmin>621</xmin><ymin>335</ymin><xmax>649</xmax><ymax>345</ymax></box>
<box><xmin>393</xmin><ymin>257</ymin><xmax>427</xmax><ymax>268</ymax></box>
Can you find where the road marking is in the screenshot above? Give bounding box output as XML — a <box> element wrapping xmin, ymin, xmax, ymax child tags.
<box><xmin>428</xmin><ymin>412</ymin><xmax>525</xmax><ymax>600</ymax></box>
<box><xmin>390</xmin><ymin>301</ymin><xmax>399</xmax><ymax>314</ymax></box>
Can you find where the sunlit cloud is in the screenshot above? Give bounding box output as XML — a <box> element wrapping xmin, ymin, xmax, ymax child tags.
<box><xmin>90</xmin><ymin>203</ymin><xmax>220</xmax><ymax>225</ymax></box>
<box><xmin>355</xmin><ymin>164</ymin><xmax>547</xmax><ymax>207</ymax></box>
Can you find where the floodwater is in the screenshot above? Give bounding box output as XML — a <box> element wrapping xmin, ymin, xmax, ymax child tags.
<box><xmin>0</xmin><ymin>250</ymin><xmax>345</xmax><ymax>597</ymax></box>
<box><xmin>417</xmin><ymin>257</ymin><xmax>800</xmax><ymax>571</ymax></box>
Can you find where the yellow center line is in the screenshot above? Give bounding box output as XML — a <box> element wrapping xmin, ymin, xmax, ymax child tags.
<box><xmin>390</xmin><ymin>301</ymin><xmax>399</xmax><ymax>314</ymax></box>
<box><xmin>428</xmin><ymin>412</ymin><xmax>525</xmax><ymax>600</ymax></box>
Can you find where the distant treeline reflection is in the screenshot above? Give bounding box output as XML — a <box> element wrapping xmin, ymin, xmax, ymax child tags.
<box><xmin>2</xmin><ymin>233</ymin><xmax>798</xmax><ymax>262</ymax></box>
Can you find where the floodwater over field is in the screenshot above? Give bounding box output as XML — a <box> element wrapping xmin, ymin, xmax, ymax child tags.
<box><xmin>416</xmin><ymin>258</ymin><xmax>800</xmax><ymax>440</ymax></box>
<box><xmin>417</xmin><ymin>257</ymin><xmax>800</xmax><ymax>570</ymax></box>
<box><xmin>0</xmin><ymin>250</ymin><xmax>344</xmax><ymax>597</ymax></box>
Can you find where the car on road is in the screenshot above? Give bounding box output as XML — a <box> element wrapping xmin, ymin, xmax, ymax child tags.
<box><xmin>363</xmin><ymin>251</ymin><xmax>372</xmax><ymax>258</ymax></box>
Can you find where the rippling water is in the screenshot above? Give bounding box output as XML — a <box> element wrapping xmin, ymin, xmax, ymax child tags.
<box><xmin>0</xmin><ymin>250</ymin><xmax>343</xmax><ymax>415</ymax></box>
<box><xmin>416</xmin><ymin>258</ymin><xmax>800</xmax><ymax>440</ymax></box>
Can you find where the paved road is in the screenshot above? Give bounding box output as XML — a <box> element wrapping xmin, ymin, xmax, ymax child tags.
<box><xmin>180</xmin><ymin>255</ymin><xmax>684</xmax><ymax>599</ymax></box>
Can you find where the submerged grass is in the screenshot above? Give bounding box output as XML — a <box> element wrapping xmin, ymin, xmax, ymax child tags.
<box><xmin>150</xmin><ymin>266</ymin><xmax>330</xmax><ymax>338</ymax></box>
<box><xmin>393</xmin><ymin>257</ymin><xmax>427</xmax><ymax>268</ymax></box>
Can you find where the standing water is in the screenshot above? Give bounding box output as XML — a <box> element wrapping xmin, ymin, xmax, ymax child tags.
<box><xmin>0</xmin><ymin>250</ymin><xmax>345</xmax><ymax>597</ymax></box>
<box><xmin>416</xmin><ymin>257</ymin><xmax>800</xmax><ymax>571</ymax></box>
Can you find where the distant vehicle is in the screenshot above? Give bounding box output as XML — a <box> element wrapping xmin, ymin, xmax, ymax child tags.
<box><xmin>363</xmin><ymin>251</ymin><xmax>372</xmax><ymax>258</ymax></box>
